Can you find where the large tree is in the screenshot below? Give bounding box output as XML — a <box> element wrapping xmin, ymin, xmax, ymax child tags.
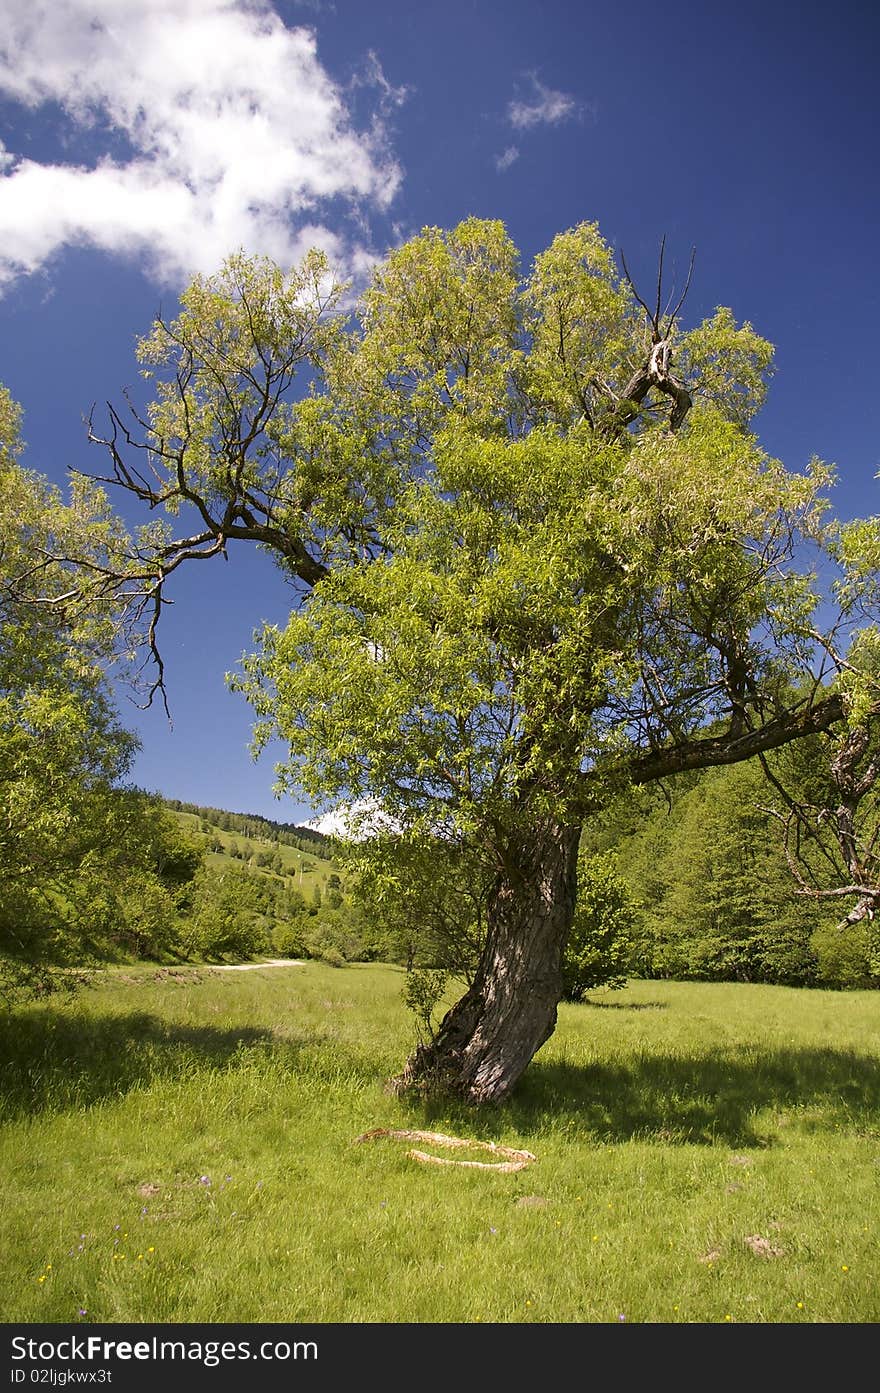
<box><xmin>71</xmin><ymin>221</ymin><xmax>861</xmax><ymax>1099</ymax></box>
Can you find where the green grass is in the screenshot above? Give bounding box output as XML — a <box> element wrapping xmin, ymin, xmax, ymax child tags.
<box><xmin>2</xmin><ymin>967</ymin><xmax>878</xmax><ymax>1323</ymax></box>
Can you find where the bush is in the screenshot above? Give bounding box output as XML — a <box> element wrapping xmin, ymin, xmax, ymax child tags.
<box><xmin>402</xmin><ymin>966</ymin><xmax>449</xmax><ymax>1043</ymax></box>
<box><xmin>562</xmin><ymin>851</ymin><xmax>635</xmax><ymax>1001</ymax></box>
<box><xmin>302</xmin><ymin>908</ymin><xmax>367</xmax><ymax>964</ymax></box>
<box><xmin>317</xmin><ymin>945</ymin><xmax>346</xmax><ymax>968</ymax></box>
<box><xmin>272</xmin><ymin>920</ymin><xmax>308</xmax><ymax>958</ymax></box>
<box><xmin>181</xmin><ymin>867</ymin><xmax>270</xmax><ymax>961</ymax></box>
<box><xmin>812</xmin><ymin>918</ymin><xmax>880</xmax><ymax>989</ymax></box>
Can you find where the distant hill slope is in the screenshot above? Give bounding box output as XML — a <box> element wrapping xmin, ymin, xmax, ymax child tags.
<box><xmin>162</xmin><ymin>799</ymin><xmax>342</xmax><ymax>901</ymax></box>
<box><xmin>162</xmin><ymin>798</ymin><xmax>331</xmax><ymax>854</ymax></box>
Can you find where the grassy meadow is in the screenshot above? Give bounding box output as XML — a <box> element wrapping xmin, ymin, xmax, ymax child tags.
<box><xmin>1</xmin><ymin>963</ymin><xmax>878</xmax><ymax>1324</ymax></box>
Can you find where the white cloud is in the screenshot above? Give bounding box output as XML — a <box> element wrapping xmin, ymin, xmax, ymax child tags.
<box><xmin>351</xmin><ymin>49</ymin><xmax>411</xmax><ymax>116</ymax></box>
<box><xmin>0</xmin><ymin>0</ymin><xmax>404</xmax><ymax>291</ymax></box>
<box><xmin>495</xmin><ymin>145</ymin><xmax>519</xmax><ymax>172</ymax></box>
<box><xmin>303</xmin><ymin>798</ymin><xmax>399</xmax><ymax>840</ymax></box>
<box><xmin>507</xmin><ymin>74</ymin><xmax>586</xmax><ymax>130</ymax></box>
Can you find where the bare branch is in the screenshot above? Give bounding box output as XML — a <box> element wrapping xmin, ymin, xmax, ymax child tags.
<box><xmin>654</xmin><ymin>234</ymin><xmax>666</xmax><ymax>333</ymax></box>
<box><xmin>618</xmin><ymin>247</ymin><xmax>654</xmax><ymax>324</ymax></box>
<box><xmin>663</xmin><ymin>247</ymin><xmax>696</xmax><ymax>336</ymax></box>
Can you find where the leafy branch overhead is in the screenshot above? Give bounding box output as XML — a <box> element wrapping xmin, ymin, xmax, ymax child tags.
<box><xmin>44</xmin><ymin>225</ymin><xmax>834</xmax><ymax>745</ymax></box>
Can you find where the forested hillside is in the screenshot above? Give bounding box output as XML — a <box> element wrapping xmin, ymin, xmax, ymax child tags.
<box><xmin>163</xmin><ymin>802</ymin><xmax>380</xmax><ymax>968</ymax></box>
<box><xmin>581</xmin><ymin>747</ymin><xmax>880</xmax><ymax>990</ymax></box>
<box><xmin>162</xmin><ymin>798</ymin><xmax>329</xmax><ymax>856</ymax></box>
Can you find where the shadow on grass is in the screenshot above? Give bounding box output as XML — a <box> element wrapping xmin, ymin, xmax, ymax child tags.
<box><xmin>0</xmin><ymin>1007</ymin><xmax>385</xmax><ymax>1121</ymax></box>
<box><xmin>6</xmin><ymin>1008</ymin><xmax>880</xmax><ymax>1151</ymax></box>
<box><xmin>414</xmin><ymin>1047</ymin><xmax>880</xmax><ymax>1149</ymax></box>
<box><xmin>578</xmin><ymin>999</ymin><xmax>668</xmax><ymax>1011</ymax></box>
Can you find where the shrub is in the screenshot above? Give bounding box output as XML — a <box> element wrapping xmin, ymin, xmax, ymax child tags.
<box><xmin>402</xmin><ymin>966</ymin><xmax>449</xmax><ymax>1043</ymax></box>
<box><xmin>302</xmin><ymin>909</ymin><xmax>367</xmax><ymax>964</ymax></box>
<box><xmin>181</xmin><ymin>867</ymin><xmax>270</xmax><ymax>961</ymax></box>
<box><xmin>812</xmin><ymin>918</ymin><xmax>880</xmax><ymax>989</ymax></box>
<box><xmin>562</xmin><ymin>851</ymin><xmax>635</xmax><ymax>1001</ymax></box>
<box><xmin>272</xmin><ymin>920</ymin><xmax>307</xmax><ymax>958</ymax></box>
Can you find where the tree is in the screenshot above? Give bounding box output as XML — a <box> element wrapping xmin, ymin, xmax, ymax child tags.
<box><xmin>346</xmin><ymin>831</ymin><xmax>488</xmax><ymax>976</ymax></box>
<box><xmin>182</xmin><ymin>865</ymin><xmax>269</xmax><ymax>960</ymax></box>
<box><xmin>68</xmin><ymin>220</ymin><xmax>858</xmax><ymax>1099</ymax></box>
<box><xmin>1</xmin><ymin>385</ymin><xmax>126</xmax><ymax>998</ymax></box>
<box><xmin>755</xmin><ymin>717</ymin><xmax>880</xmax><ymax>982</ymax></box>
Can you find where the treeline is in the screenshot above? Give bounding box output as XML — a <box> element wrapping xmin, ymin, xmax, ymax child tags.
<box><xmin>581</xmin><ymin>751</ymin><xmax>879</xmax><ymax>990</ymax></box>
<box><xmin>162</xmin><ymin>798</ymin><xmax>329</xmax><ymax>856</ymax></box>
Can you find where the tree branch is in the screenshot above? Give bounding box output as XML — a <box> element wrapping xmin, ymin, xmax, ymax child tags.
<box><xmin>581</xmin><ymin>693</ymin><xmax>846</xmax><ymax>807</ymax></box>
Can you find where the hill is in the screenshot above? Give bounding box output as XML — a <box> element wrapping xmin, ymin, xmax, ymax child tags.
<box><xmin>157</xmin><ymin>798</ymin><xmax>379</xmax><ymax>966</ymax></box>
<box><xmin>166</xmin><ymin>802</ymin><xmax>340</xmax><ymax>903</ymax></box>
<box><xmin>162</xmin><ymin>797</ymin><xmax>332</xmax><ymax>856</ymax></box>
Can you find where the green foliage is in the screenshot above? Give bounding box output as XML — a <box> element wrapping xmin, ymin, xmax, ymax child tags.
<box><xmin>136</xmin><ymin>249</ymin><xmax>345</xmax><ymax>535</ymax></box>
<box><xmin>181</xmin><ymin>866</ymin><xmax>271</xmax><ymax>961</ymax></box>
<box><xmin>188</xmin><ymin>220</ymin><xmax>832</xmax><ymax>881</ymax></box>
<box><xmin>562</xmin><ymin>852</ymin><xmax>636</xmax><ymax>1000</ymax></box>
<box><xmin>676</xmin><ymin>306</ymin><xmax>775</xmax><ymax>429</ymax></box>
<box><xmin>343</xmin><ymin>832</ymin><xmax>486</xmax><ymax>976</ymax></box>
<box><xmin>298</xmin><ymin>903</ymin><xmax>373</xmax><ymax>965</ymax></box>
<box><xmin>239</xmin><ymin>407</ymin><xmax>830</xmax><ymax>846</ymax></box>
<box><xmin>812</xmin><ymin>920</ymin><xmax>880</xmax><ymax>990</ymax></box>
<box><xmin>402</xmin><ymin>966</ymin><xmax>450</xmax><ymax>1043</ymax></box>
<box><xmin>582</xmin><ymin>749</ymin><xmax>880</xmax><ymax>989</ymax></box>
<box><xmin>271</xmin><ymin>920</ymin><xmax>307</xmax><ymax>959</ymax></box>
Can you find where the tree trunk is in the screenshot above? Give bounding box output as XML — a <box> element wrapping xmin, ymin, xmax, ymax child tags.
<box><xmin>393</xmin><ymin>818</ymin><xmax>581</xmax><ymax>1103</ymax></box>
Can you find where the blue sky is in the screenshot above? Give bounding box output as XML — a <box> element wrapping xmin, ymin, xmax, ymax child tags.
<box><xmin>1</xmin><ymin>0</ymin><xmax>879</xmax><ymax>825</ymax></box>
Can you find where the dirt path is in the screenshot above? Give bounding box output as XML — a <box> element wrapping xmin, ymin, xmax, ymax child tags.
<box><xmin>210</xmin><ymin>958</ymin><xmax>307</xmax><ymax>971</ymax></box>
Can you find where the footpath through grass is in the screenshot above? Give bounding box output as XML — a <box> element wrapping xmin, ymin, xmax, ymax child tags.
<box><xmin>1</xmin><ymin>964</ymin><xmax>878</xmax><ymax>1323</ymax></box>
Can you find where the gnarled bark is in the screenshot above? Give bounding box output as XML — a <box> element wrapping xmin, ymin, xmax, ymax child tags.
<box><xmin>393</xmin><ymin>817</ymin><xmax>581</xmax><ymax>1103</ymax></box>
